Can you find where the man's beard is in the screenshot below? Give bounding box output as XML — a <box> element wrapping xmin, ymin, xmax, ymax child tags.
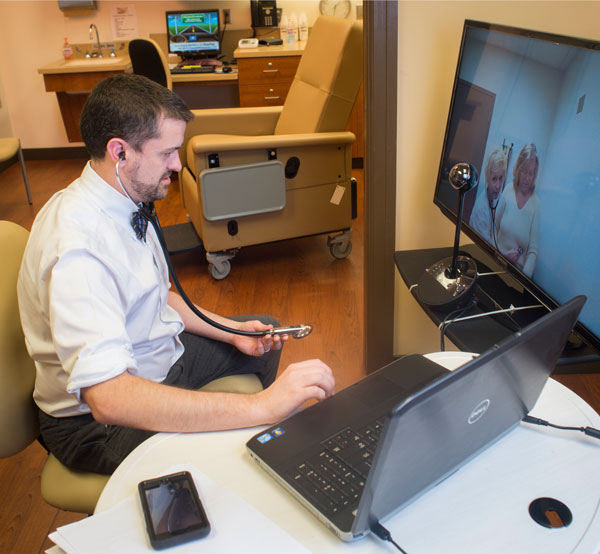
<box><xmin>127</xmin><ymin>170</ymin><xmax>172</xmax><ymax>203</ymax></box>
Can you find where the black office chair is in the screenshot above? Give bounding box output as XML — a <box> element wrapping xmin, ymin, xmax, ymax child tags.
<box><xmin>128</xmin><ymin>38</ymin><xmax>173</xmax><ymax>90</ymax></box>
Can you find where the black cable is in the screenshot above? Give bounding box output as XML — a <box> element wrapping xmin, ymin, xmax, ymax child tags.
<box><xmin>439</xmin><ymin>299</ymin><xmax>477</xmax><ymax>351</ymax></box>
<box><xmin>371</xmin><ymin>522</ymin><xmax>408</xmax><ymax>553</ymax></box>
<box><xmin>143</xmin><ymin>204</ymin><xmax>267</xmax><ymax>338</ymax></box>
<box><xmin>523</xmin><ymin>415</ymin><xmax>600</xmax><ymax>440</ymax></box>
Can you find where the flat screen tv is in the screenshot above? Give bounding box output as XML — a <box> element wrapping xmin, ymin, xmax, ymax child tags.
<box><xmin>166</xmin><ymin>9</ymin><xmax>221</xmax><ymax>60</ymax></box>
<box><xmin>433</xmin><ymin>20</ymin><xmax>600</xmax><ymax>359</ymax></box>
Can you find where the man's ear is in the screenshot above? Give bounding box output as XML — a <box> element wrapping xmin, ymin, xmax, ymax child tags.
<box><xmin>107</xmin><ymin>138</ymin><xmax>127</xmax><ymax>163</ymax></box>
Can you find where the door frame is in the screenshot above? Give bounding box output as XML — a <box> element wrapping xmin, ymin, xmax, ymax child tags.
<box><xmin>364</xmin><ymin>1</ymin><xmax>398</xmax><ymax>372</ymax></box>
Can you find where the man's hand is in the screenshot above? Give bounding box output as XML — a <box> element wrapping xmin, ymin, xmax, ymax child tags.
<box><xmin>231</xmin><ymin>319</ymin><xmax>288</xmax><ymax>356</ymax></box>
<box><xmin>256</xmin><ymin>359</ymin><xmax>335</xmax><ymax>423</ymax></box>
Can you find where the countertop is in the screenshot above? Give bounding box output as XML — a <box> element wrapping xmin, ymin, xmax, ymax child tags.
<box><xmin>233</xmin><ymin>40</ymin><xmax>307</xmax><ymax>59</ymax></box>
<box><xmin>38</xmin><ymin>56</ymin><xmax>132</xmax><ymax>75</ymax></box>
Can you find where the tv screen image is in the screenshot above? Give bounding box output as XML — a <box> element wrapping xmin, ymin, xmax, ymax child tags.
<box><xmin>434</xmin><ymin>20</ymin><xmax>600</xmax><ymax>355</ymax></box>
<box><xmin>166</xmin><ymin>10</ymin><xmax>220</xmax><ymax>58</ymax></box>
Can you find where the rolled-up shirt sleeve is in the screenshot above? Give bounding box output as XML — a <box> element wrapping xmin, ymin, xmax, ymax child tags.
<box><xmin>46</xmin><ymin>249</ymin><xmax>138</xmax><ymax>400</ymax></box>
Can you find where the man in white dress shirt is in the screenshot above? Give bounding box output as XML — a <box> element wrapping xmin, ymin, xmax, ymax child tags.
<box><xmin>18</xmin><ymin>74</ymin><xmax>334</xmax><ymax>474</ymax></box>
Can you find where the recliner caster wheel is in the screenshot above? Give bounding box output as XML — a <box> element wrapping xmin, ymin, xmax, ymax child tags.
<box><xmin>330</xmin><ymin>240</ymin><xmax>352</xmax><ymax>259</ymax></box>
<box><xmin>208</xmin><ymin>260</ymin><xmax>231</xmax><ymax>280</ymax></box>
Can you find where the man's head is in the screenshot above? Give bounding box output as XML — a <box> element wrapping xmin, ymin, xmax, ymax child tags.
<box><xmin>80</xmin><ymin>74</ymin><xmax>193</xmax><ymax>160</ymax></box>
<box><xmin>80</xmin><ymin>74</ymin><xmax>193</xmax><ymax>204</ymax></box>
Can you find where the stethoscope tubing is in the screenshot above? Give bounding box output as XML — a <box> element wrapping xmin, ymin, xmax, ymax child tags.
<box><xmin>115</xmin><ymin>157</ymin><xmax>310</xmax><ymax>339</ymax></box>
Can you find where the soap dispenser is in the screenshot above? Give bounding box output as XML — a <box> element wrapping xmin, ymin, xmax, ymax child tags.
<box><xmin>62</xmin><ymin>37</ymin><xmax>73</xmax><ymax>60</ymax></box>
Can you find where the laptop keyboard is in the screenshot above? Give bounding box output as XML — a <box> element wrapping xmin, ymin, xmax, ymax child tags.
<box><xmin>171</xmin><ymin>65</ymin><xmax>216</xmax><ymax>74</ymax></box>
<box><xmin>284</xmin><ymin>418</ymin><xmax>384</xmax><ymax>517</ymax></box>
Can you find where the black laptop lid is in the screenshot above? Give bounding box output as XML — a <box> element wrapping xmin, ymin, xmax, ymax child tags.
<box><xmin>355</xmin><ymin>295</ymin><xmax>585</xmax><ymax>534</ymax></box>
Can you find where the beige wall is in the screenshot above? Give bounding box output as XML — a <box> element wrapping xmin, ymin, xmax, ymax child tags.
<box><xmin>0</xmin><ymin>72</ymin><xmax>13</xmax><ymax>138</ymax></box>
<box><xmin>0</xmin><ymin>0</ymin><xmax>329</xmax><ymax>148</ymax></box>
<box><xmin>394</xmin><ymin>1</ymin><xmax>600</xmax><ymax>355</ymax></box>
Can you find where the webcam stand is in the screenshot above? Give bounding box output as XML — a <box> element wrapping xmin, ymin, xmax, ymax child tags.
<box><xmin>417</xmin><ymin>163</ymin><xmax>479</xmax><ymax>310</ymax></box>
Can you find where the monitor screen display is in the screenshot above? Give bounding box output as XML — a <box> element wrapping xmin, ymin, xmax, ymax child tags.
<box><xmin>166</xmin><ymin>10</ymin><xmax>220</xmax><ymax>58</ymax></box>
<box><xmin>433</xmin><ymin>20</ymin><xmax>600</xmax><ymax>353</ymax></box>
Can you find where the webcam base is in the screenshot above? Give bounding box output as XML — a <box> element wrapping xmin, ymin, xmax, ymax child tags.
<box><xmin>416</xmin><ymin>255</ymin><xmax>478</xmax><ymax>311</ymax></box>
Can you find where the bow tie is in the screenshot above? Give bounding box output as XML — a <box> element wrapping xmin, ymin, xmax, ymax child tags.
<box><xmin>131</xmin><ymin>211</ymin><xmax>148</xmax><ymax>241</ymax></box>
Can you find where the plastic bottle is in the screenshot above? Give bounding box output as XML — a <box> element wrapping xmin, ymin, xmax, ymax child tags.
<box><xmin>298</xmin><ymin>13</ymin><xmax>308</xmax><ymax>42</ymax></box>
<box><xmin>290</xmin><ymin>13</ymin><xmax>299</xmax><ymax>42</ymax></box>
<box><xmin>285</xmin><ymin>15</ymin><xmax>296</xmax><ymax>44</ymax></box>
<box><xmin>62</xmin><ymin>37</ymin><xmax>73</xmax><ymax>60</ymax></box>
<box><xmin>280</xmin><ymin>14</ymin><xmax>289</xmax><ymax>41</ymax></box>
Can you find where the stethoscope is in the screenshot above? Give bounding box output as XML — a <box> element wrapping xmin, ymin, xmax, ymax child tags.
<box><xmin>115</xmin><ymin>154</ymin><xmax>312</xmax><ymax>339</ymax></box>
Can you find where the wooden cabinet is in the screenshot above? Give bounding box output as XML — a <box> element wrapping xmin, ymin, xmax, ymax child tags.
<box><xmin>39</xmin><ymin>57</ymin><xmax>131</xmax><ymax>143</ymax></box>
<box><xmin>237</xmin><ymin>56</ymin><xmax>301</xmax><ymax>107</ymax></box>
<box><xmin>42</xmin><ymin>71</ymin><xmax>126</xmax><ymax>142</ymax></box>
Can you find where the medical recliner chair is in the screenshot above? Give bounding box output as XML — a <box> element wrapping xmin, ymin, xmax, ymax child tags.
<box><xmin>179</xmin><ymin>16</ymin><xmax>363</xmax><ymax>279</ymax></box>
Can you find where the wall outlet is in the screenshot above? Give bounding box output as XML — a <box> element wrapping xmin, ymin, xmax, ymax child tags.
<box><xmin>223</xmin><ymin>9</ymin><xmax>231</xmax><ymax>25</ymax></box>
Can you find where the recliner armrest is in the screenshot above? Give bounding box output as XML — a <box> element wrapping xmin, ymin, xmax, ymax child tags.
<box><xmin>188</xmin><ymin>131</ymin><xmax>356</xmax><ymax>155</ymax></box>
<box><xmin>180</xmin><ymin>106</ymin><xmax>284</xmax><ymax>170</ymax></box>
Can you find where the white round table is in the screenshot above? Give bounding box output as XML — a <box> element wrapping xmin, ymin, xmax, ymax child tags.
<box><xmin>96</xmin><ymin>353</ymin><xmax>600</xmax><ymax>553</ymax></box>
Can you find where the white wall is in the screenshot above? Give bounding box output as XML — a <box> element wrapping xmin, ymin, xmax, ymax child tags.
<box><xmin>0</xmin><ymin>0</ymin><xmax>338</xmax><ymax>148</ymax></box>
<box><xmin>394</xmin><ymin>0</ymin><xmax>600</xmax><ymax>355</ymax></box>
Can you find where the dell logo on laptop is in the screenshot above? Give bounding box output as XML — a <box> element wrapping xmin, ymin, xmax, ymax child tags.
<box><xmin>468</xmin><ymin>399</ymin><xmax>491</xmax><ymax>424</ymax></box>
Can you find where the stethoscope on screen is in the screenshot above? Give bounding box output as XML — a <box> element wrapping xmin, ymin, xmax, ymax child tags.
<box><xmin>115</xmin><ymin>153</ymin><xmax>312</xmax><ymax>340</ymax></box>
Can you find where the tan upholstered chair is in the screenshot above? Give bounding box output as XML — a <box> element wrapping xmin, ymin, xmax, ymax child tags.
<box><xmin>0</xmin><ymin>220</ymin><xmax>109</xmax><ymax>513</ymax></box>
<box><xmin>0</xmin><ymin>220</ymin><xmax>261</xmax><ymax>514</ymax></box>
<box><xmin>0</xmin><ymin>138</ymin><xmax>32</xmax><ymax>204</ymax></box>
<box><xmin>128</xmin><ymin>38</ymin><xmax>173</xmax><ymax>90</ymax></box>
<box><xmin>180</xmin><ymin>16</ymin><xmax>363</xmax><ymax>279</ymax></box>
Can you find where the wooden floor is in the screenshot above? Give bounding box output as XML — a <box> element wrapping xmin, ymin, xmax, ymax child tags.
<box><xmin>1</xmin><ymin>158</ymin><xmax>599</xmax><ymax>553</ymax></box>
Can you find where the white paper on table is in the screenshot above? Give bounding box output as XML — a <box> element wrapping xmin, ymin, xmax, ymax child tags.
<box><xmin>49</xmin><ymin>464</ymin><xmax>310</xmax><ymax>554</ymax></box>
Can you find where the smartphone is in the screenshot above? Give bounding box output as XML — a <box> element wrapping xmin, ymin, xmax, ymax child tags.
<box><xmin>138</xmin><ymin>471</ymin><xmax>210</xmax><ymax>550</ymax></box>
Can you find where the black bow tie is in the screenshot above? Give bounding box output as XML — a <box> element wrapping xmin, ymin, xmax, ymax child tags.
<box><xmin>131</xmin><ymin>211</ymin><xmax>148</xmax><ymax>241</ymax></box>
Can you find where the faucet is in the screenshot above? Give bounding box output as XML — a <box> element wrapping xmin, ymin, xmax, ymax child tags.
<box><xmin>89</xmin><ymin>23</ymin><xmax>102</xmax><ymax>58</ymax></box>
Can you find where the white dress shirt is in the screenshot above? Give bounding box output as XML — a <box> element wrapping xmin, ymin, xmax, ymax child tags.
<box><xmin>18</xmin><ymin>162</ymin><xmax>184</xmax><ymax>417</ymax></box>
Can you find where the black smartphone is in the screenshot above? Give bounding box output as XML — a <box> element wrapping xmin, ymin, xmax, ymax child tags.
<box><xmin>138</xmin><ymin>471</ymin><xmax>210</xmax><ymax>550</ymax></box>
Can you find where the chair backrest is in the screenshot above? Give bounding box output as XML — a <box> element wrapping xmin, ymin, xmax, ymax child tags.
<box><xmin>274</xmin><ymin>16</ymin><xmax>363</xmax><ymax>135</ymax></box>
<box><xmin>0</xmin><ymin>137</ymin><xmax>19</xmax><ymax>164</ymax></box>
<box><xmin>0</xmin><ymin>221</ymin><xmax>38</xmax><ymax>457</ymax></box>
<box><xmin>128</xmin><ymin>38</ymin><xmax>173</xmax><ymax>91</ymax></box>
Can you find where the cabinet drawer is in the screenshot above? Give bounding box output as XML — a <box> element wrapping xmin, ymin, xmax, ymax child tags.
<box><xmin>238</xmin><ymin>56</ymin><xmax>301</xmax><ymax>85</ymax></box>
<box><xmin>239</xmin><ymin>83</ymin><xmax>293</xmax><ymax>107</ymax></box>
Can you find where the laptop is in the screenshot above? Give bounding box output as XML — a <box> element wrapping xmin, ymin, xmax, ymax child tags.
<box><xmin>246</xmin><ymin>295</ymin><xmax>585</xmax><ymax>541</ymax></box>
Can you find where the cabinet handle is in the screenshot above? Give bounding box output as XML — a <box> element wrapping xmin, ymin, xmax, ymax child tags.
<box><xmin>264</xmin><ymin>96</ymin><xmax>281</xmax><ymax>100</ymax></box>
<box><xmin>263</xmin><ymin>69</ymin><xmax>279</xmax><ymax>73</ymax></box>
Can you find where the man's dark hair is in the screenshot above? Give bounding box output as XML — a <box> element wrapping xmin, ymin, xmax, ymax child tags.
<box><xmin>80</xmin><ymin>74</ymin><xmax>193</xmax><ymax>160</ymax></box>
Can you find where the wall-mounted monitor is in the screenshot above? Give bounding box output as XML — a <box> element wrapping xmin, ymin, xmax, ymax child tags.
<box><xmin>433</xmin><ymin>20</ymin><xmax>600</xmax><ymax>357</ymax></box>
<box><xmin>166</xmin><ymin>9</ymin><xmax>221</xmax><ymax>60</ymax></box>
